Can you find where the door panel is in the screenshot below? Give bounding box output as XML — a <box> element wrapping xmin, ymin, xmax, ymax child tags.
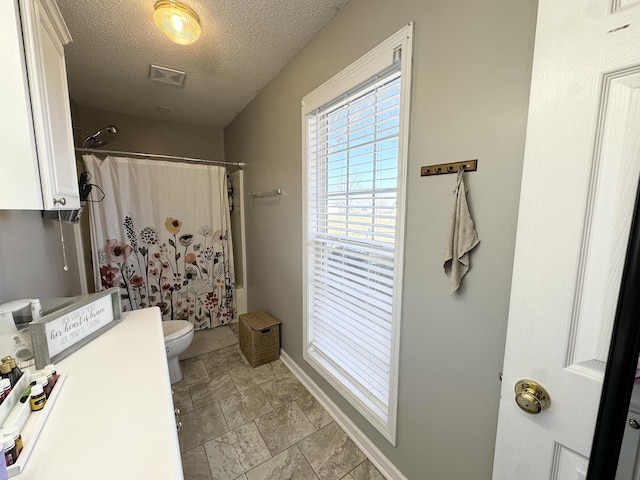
<box><xmin>573</xmin><ymin>70</ymin><xmax>640</xmax><ymax>368</ymax></box>
<box><xmin>614</xmin><ymin>0</ymin><xmax>640</xmax><ymax>13</ymax></box>
<box><xmin>492</xmin><ymin>0</ymin><xmax>640</xmax><ymax>477</ymax></box>
<box><xmin>552</xmin><ymin>445</ymin><xmax>588</xmax><ymax>480</ymax></box>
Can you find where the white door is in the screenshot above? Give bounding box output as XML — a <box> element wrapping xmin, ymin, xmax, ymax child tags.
<box><xmin>493</xmin><ymin>1</ymin><xmax>640</xmax><ymax>478</ymax></box>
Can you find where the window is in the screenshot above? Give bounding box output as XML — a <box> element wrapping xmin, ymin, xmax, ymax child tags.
<box><xmin>302</xmin><ymin>24</ymin><xmax>412</xmax><ymax>444</ymax></box>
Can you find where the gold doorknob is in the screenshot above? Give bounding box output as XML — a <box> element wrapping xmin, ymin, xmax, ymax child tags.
<box><xmin>514</xmin><ymin>379</ymin><xmax>551</xmax><ymax>414</ymax></box>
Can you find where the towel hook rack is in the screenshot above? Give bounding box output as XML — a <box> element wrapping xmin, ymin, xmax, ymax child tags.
<box><xmin>421</xmin><ymin>159</ymin><xmax>478</xmax><ymax>177</ymax></box>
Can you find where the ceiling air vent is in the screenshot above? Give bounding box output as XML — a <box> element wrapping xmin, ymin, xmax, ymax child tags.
<box><xmin>149</xmin><ymin>64</ymin><xmax>186</xmax><ymax>87</ymax></box>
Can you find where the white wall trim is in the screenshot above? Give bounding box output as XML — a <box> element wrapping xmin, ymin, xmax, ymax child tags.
<box><xmin>230</xmin><ymin>169</ymin><xmax>248</xmax><ymax>314</ymax></box>
<box><xmin>280</xmin><ymin>350</ymin><xmax>408</xmax><ymax>480</ymax></box>
<box><xmin>235</xmin><ymin>286</ymin><xmax>247</xmax><ymax>315</ymax></box>
<box><xmin>237</xmin><ymin>170</ymin><xmax>247</xmax><ymax>293</ymax></box>
<box><xmin>73</xmin><ymin>223</ymin><xmax>89</xmax><ymax>295</ymax></box>
<box><xmin>300</xmin><ymin>22</ymin><xmax>413</xmax><ymax>444</ymax></box>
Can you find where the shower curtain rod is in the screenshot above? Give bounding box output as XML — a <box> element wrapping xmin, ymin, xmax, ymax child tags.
<box><xmin>75</xmin><ymin>148</ymin><xmax>246</xmax><ymax>168</ymax></box>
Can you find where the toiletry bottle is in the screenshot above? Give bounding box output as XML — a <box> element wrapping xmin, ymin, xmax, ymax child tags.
<box><xmin>43</xmin><ymin>368</ymin><xmax>54</xmax><ymax>394</ymax></box>
<box><xmin>18</xmin><ymin>382</ymin><xmax>33</xmax><ymax>404</ymax></box>
<box><xmin>30</xmin><ymin>374</ymin><xmax>49</xmax><ymax>398</ymax></box>
<box><xmin>44</xmin><ymin>364</ymin><xmax>58</xmax><ymax>389</ymax></box>
<box><xmin>29</xmin><ymin>384</ymin><xmax>46</xmax><ymax>411</ymax></box>
<box><xmin>0</xmin><ymin>359</ymin><xmax>17</xmax><ymax>387</ymax></box>
<box><xmin>5</xmin><ymin>359</ymin><xmax>21</xmax><ymax>385</ymax></box>
<box><xmin>0</xmin><ymin>365</ymin><xmax>11</xmax><ymax>387</ymax></box>
<box><xmin>0</xmin><ymin>380</ymin><xmax>10</xmax><ymax>404</ymax></box>
<box><xmin>36</xmin><ymin>375</ymin><xmax>50</xmax><ymax>398</ymax></box>
<box><xmin>30</xmin><ymin>299</ymin><xmax>41</xmax><ymax>320</ymax></box>
<box><xmin>0</xmin><ymin>380</ymin><xmax>6</xmax><ymax>404</ymax></box>
<box><xmin>2</xmin><ymin>437</ymin><xmax>16</xmax><ymax>466</ymax></box>
<box><xmin>3</xmin><ymin>428</ymin><xmax>22</xmax><ymax>457</ymax></box>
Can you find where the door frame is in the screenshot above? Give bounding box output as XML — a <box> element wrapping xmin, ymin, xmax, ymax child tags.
<box><xmin>588</xmin><ymin>181</ymin><xmax>640</xmax><ymax>479</ymax></box>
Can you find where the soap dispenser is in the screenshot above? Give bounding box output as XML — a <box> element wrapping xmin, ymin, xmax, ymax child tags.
<box><xmin>30</xmin><ymin>300</ymin><xmax>42</xmax><ymax>321</ymax></box>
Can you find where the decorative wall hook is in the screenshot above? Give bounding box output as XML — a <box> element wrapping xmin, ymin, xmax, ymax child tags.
<box><xmin>421</xmin><ymin>159</ymin><xmax>478</xmax><ymax>177</ymax></box>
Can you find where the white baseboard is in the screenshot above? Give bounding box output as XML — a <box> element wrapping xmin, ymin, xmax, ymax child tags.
<box><xmin>280</xmin><ymin>350</ymin><xmax>407</xmax><ymax>480</ymax></box>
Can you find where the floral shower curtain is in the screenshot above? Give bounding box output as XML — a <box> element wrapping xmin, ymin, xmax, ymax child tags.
<box><xmin>84</xmin><ymin>155</ymin><xmax>236</xmax><ymax>329</ymax></box>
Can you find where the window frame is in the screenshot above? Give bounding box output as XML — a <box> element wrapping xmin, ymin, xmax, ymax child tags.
<box><xmin>301</xmin><ymin>23</ymin><xmax>413</xmax><ymax>445</ymax></box>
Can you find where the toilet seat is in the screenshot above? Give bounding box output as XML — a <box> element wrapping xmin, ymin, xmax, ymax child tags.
<box><xmin>162</xmin><ymin>320</ymin><xmax>193</xmax><ymax>343</ymax></box>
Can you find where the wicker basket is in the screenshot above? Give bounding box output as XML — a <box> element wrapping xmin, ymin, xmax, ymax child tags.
<box><xmin>239</xmin><ymin>312</ymin><xmax>282</xmax><ymax>367</ymax></box>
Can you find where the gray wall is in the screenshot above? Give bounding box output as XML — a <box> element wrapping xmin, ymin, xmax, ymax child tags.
<box><xmin>76</xmin><ymin>106</ymin><xmax>225</xmax><ymax>160</ymax></box>
<box><xmin>224</xmin><ymin>0</ymin><xmax>537</xmax><ymax>478</ymax></box>
<box><xmin>0</xmin><ymin>210</ymin><xmax>81</xmax><ymax>303</ymax></box>
<box><xmin>73</xmin><ymin>106</ymin><xmax>231</xmax><ymax>292</ymax></box>
<box><xmin>0</xmin><ymin>100</ymin><xmax>84</xmax><ymax>304</ymax></box>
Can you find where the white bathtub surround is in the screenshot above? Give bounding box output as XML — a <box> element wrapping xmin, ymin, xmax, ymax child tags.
<box><xmin>235</xmin><ymin>286</ymin><xmax>247</xmax><ymax>315</ymax></box>
<box><xmin>18</xmin><ymin>307</ymin><xmax>183</xmax><ymax>479</ymax></box>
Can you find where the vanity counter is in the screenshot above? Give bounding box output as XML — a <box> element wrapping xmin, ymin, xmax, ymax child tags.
<box><xmin>18</xmin><ymin>307</ymin><xmax>183</xmax><ymax>479</ymax></box>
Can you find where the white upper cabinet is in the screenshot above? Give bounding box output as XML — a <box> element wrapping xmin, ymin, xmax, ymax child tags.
<box><xmin>0</xmin><ymin>0</ymin><xmax>78</xmax><ymax>210</ymax></box>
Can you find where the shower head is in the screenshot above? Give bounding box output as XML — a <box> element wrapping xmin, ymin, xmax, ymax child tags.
<box><xmin>89</xmin><ymin>139</ymin><xmax>107</xmax><ymax>148</ymax></box>
<box><xmin>82</xmin><ymin>125</ymin><xmax>119</xmax><ymax>148</ymax></box>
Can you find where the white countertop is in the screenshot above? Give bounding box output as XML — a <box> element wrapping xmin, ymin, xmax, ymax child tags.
<box><xmin>18</xmin><ymin>307</ymin><xmax>183</xmax><ymax>479</ymax></box>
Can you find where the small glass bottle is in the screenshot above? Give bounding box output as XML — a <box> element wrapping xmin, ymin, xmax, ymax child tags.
<box><xmin>42</xmin><ymin>368</ymin><xmax>54</xmax><ymax>394</ymax></box>
<box><xmin>0</xmin><ymin>365</ymin><xmax>11</xmax><ymax>388</ymax></box>
<box><xmin>44</xmin><ymin>365</ymin><xmax>58</xmax><ymax>390</ymax></box>
<box><xmin>29</xmin><ymin>384</ymin><xmax>46</xmax><ymax>412</ymax></box>
<box><xmin>2</xmin><ymin>437</ymin><xmax>16</xmax><ymax>466</ymax></box>
<box><xmin>34</xmin><ymin>375</ymin><xmax>49</xmax><ymax>399</ymax></box>
<box><xmin>0</xmin><ymin>380</ymin><xmax>10</xmax><ymax>405</ymax></box>
<box><xmin>18</xmin><ymin>382</ymin><xmax>32</xmax><ymax>404</ymax></box>
<box><xmin>5</xmin><ymin>359</ymin><xmax>21</xmax><ymax>386</ymax></box>
<box><xmin>30</xmin><ymin>374</ymin><xmax>43</xmax><ymax>391</ymax></box>
<box><xmin>3</xmin><ymin>427</ymin><xmax>22</xmax><ymax>457</ymax></box>
<box><xmin>29</xmin><ymin>299</ymin><xmax>41</xmax><ymax>320</ymax></box>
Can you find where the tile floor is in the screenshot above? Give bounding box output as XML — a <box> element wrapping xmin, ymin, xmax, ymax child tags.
<box><xmin>175</xmin><ymin>324</ymin><xmax>386</xmax><ymax>480</ymax></box>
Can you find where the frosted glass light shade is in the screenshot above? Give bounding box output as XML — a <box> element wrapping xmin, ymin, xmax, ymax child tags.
<box><xmin>153</xmin><ymin>0</ymin><xmax>201</xmax><ymax>45</ymax></box>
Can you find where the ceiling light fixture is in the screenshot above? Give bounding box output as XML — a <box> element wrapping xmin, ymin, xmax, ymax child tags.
<box><xmin>153</xmin><ymin>0</ymin><xmax>201</xmax><ymax>45</ymax></box>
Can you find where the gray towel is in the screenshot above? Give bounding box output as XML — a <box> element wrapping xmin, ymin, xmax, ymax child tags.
<box><xmin>443</xmin><ymin>169</ymin><xmax>479</xmax><ymax>294</ymax></box>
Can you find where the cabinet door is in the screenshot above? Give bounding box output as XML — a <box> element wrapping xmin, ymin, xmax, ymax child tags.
<box><xmin>0</xmin><ymin>0</ymin><xmax>43</xmax><ymax>210</ymax></box>
<box><xmin>20</xmin><ymin>0</ymin><xmax>79</xmax><ymax>210</ymax></box>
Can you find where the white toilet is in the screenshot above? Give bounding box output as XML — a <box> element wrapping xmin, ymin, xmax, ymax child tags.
<box><xmin>162</xmin><ymin>320</ymin><xmax>194</xmax><ymax>384</ymax></box>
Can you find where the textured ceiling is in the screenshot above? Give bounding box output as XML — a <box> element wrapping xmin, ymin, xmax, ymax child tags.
<box><xmin>56</xmin><ymin>0</ymin><xmax>348</xmax><ymax>128</ymax></box>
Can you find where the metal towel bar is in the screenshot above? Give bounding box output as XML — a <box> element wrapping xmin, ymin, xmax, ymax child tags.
<box><xmin>248</xmin><ymin>188</ymin><xmax>282</xmax><ymax>198</ymax></box>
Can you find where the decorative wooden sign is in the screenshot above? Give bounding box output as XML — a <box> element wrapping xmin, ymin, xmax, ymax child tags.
<box><xmin>30</xmin><ymin>288</ymin><xmax>122</xmax><ymax>369</ymax></box>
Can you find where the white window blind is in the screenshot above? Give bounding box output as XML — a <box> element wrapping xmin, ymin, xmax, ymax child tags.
<box><xmin>302</xmin><ymin>24</ymin><xmax>412</xmax><ymax>444</ymax></box>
